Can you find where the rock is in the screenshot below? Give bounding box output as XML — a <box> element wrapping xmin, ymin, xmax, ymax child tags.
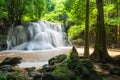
<box><xmin>99</xmin><ymin>64</ymin><xmax>110</xmax><ymax>70</ymax></box>
<box><xmin>109</xmin><ymin>66</ymin><xmax>120</xmax><ymax>75</ymax></box>
<box><xmin>33</xmin><ymin>73</ymin><xmax>42</xmax><ymax>80</ymax></box>
<box><xmin>25</xmin><ymin>67</ymin><xmax>36</xmax><ymax>72</ymax></box>
<box><xmin>25</xmin><ymin>67</ymin><xmax>39</xmax><ymax>77</ymax></box>
<box><xmin>6</xmin><ymin>73</ymin><xmax>16</xmax><ymax>80</ymax></box>
<box><xmin>42</xmin><ymin>73</ymin><xmax>59</xmax><ymax>80</ymax></box>
<box><xmin>66</xmin><ymin>46</ymin><xmax>79</xmax><ymax>70</ymax></box>
<box><xmin>28</xmin><ymin>71</ymin><xmax>40</xmax><ymax>77</ymax></box>
<box><xmin>42</xmin><ymin>64</ymin><xmax>55</xmax><ymax>73</ymax></box>
<box><xmin>114</xmin><ymin>55</ymin><xmax>120</xmax><ymax>61</ymax></box>
<box><xmin>53</xmin><ymin>63</ymin><xmax>76</xmax><ymax>80</ymax></box>
<box><xmin>48</xmin><ymin>54</ymin><xmax>67</xmax><ymax>65</ymax></box>
<box><xmin>42</xmin><ymin>46</ymin><xmax>103</xmax><ymax>80</ymax></box>
<box><xmin>0</xmin><ymin>56</ymin><xmax>22</xmax><ymax>66</ymax></box>
<box><xmin>0</xmin><ymin>65</ymin><xmax>15</xmax><ymax>72</ymax></box>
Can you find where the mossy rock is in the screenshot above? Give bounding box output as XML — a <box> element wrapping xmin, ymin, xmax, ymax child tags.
<box><xmin>42</xmin><ymin>73</ymin><xmax>58</xmax><ymax>80</ymax></box>
<box><xmin>53</xmin><ymin>62</ymin><xmax>76</xmax><ymax>80</ymax></box>
<box><xmin>43</xmin><ymin>46</ymin><xmax>103</xmax><ymax>80</ymax></box>
<box><xmin>66</xmin><ymin>46</ymin><xmax>79</xmax><ymax>70</ymax></box>
<box><xmin>0</xmin><ymin>56</ymin><xmax>22</xmax><ymax>66</ymax></box>
<box><xmin>48</xmin><ymin>54</ymin><xmax>67</xmax><ymax>65</ymax></box>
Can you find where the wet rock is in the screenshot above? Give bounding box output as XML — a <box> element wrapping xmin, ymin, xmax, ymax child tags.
<box><xmin>28</xmin><ymin>71</ymin><xmax>40</xmax><ymax>77</ymax></box>
<box><xmin>0</xmin><ymin>65</ymin><xmax>15</xmax><ymax>72</ymax></box>
<box><xmin>42</xmin><ymin>64</ymin><xmax>55</xmax><ymax>72</ymax></box>
<box><xmin>48</xmin><ymin>54</ymin><xmax>67</xmax><ymax>65</ymax></box>
<box><xmin>0</xmin><ymin>56</ymin><xmax>22</xmax><ymax>66</ymax></box>
<box><xmin>25</xmin><ymin>67</ymin><xmax>36</xmax><ymax>72</ymax></box>
<box><xmin>25</xmin><ymin>67</ymin><xmax>38</xmax><ymax>77</ymax></box>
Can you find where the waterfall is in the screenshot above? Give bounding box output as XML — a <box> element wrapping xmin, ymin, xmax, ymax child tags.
<box><xmin>7</xmin><ymin>20</ymin><xmax>70</xmax><ymax>50</ymax></box>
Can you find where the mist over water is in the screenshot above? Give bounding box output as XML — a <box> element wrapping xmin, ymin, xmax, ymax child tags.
<box><xmin>7</xmin><ymin>20</ymin><xmax>71</xmax><ymax>50</ymax></box>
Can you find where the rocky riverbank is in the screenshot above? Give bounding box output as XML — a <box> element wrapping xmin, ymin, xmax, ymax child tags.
<box><xmin>0</xmin><ymin>47</ymin><xmax>120</xmax><ymax>80</ymax></box>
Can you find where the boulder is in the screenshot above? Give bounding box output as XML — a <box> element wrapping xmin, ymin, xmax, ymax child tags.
<box><xmin>0</xmin><ymin>65</ymin><xmax>15</xmax><ymax>72</ymax></box>
<box><xmin>42</xmin><ymin>46</ymin><xmax>103</xmax><ymax>80</ymax></box>
<box><xmin>42</xmin><ymin>73</ymin><xmax>59</xmax><ymax>80</ymax></box>
<box><xmin>42</xmin><ymin>64</ymin><xmax>55</xmax><ymax>73</ymax></box>
<box><xmin>0</xmin><ymin>56</ymin><xmax>22</xmax><ymax>66</ymax></box>
<box><xmin>52</xmin><ymin>63</ymin><xmax>76</xmax><ymax>80</ymax></box>
<box><xmin>6</xmin><ymin>73</ymin><xmax>16</xmax><ymax>80</ymax></box>
<box><xmin>48</xmin><ymin>54</ymin><xmax>67</xmax><ymax>65</ymax></box>
<box><xmin>66</xmin><ymin>46</ymin><xmax>79</xmax><ymax>70</ymax></box>
<box><xmin>33</xmin><ymin>73</ymin><xmax>42</xmax><ymax>80</ymax></box>
<box><xmin>25</xmin><ymin>67</ymin><xmax>36</xmax><ymax>72</ymax></box>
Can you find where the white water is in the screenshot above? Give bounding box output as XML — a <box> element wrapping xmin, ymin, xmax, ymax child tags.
<box><xmin>7</xmin><ymin>21</ymin><xmax>70</xmax><ymax>50</ymax></box>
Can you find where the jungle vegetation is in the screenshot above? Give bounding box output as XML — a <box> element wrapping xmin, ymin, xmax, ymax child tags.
<box><xmin>0</xmin><ymin>0</ymin><xmax>120</xmax><ymax>62</ymax></box>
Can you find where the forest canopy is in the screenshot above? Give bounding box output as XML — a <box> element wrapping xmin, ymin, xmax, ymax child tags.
<box><xmin>0</xmin><ymin>0</ymin><xmax>120</xmax><ymax>45</ymax></box>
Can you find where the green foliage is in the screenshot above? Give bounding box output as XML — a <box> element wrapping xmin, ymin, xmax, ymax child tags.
<box><xmin>42</xmin><ymin>0</ymin><xmax>66</xmax><ymax>22</ymax></box>
<box><xmin>67</xmin><ymin>46</ymin><xmax>79</xmax><ymax>70</ymax></box>
<box><xmin>0</xmin><ymin>72</ymin><xmax>7</xmax><ymax>80</ymax></box>
<box><xmin>46</xmin><ymin>0</ymin><xmax>55</xmax><ymax>12</ymax></box>
<box><xmin>76</xmin><ymin>76</ymin><xmax>82</xmax><ymax>80</ymax></box>
<box><xmin>68</xmin><ymin>24</ymin><xmax>85</xmax><ymax>40</ymax></box>
<box><xmin>64</xmin><ymin>0</ymin><xmax>86</xmax><ymax>24</ymax></box>
<box><xmin>0</xmin><ymin>0</ymin><xmax>46</xmax><ymax>25</ymax></box>
<box><xmin>53</xmin><ymin>63</ymin><xmax>76</xmax><ymax>80</ymax></box>
<box><xmin>0</xmin><ymin>70</ymin><xmax>28</xmax><ymax>80</ymax></box>
<box><xmin>23</xmin><ymin>0</ymin><xmax>46</xmax><ymax>21</ymax></box>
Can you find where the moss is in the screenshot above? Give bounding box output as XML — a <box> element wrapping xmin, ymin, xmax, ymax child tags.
<box><xmin>53</xmin><ymin>62</ymin><xmax>76</xmax><ymax>80</ymax></box>
<box><xmin>66</xmin><ymin>46</ymin><xmax>79</xmax><ymax>70</ymax></box>
<box><xmin>47</xmin><ymin>46</ymin><xmax>103</xmax><ymax>80</ymax></box>
<box><xmin>48</xmin><ymin>54</ymin><xmax>67</xmax><ymax>65</ymax></box>
<box><xmin>0</xmin><ymin>72</ymin><xmax>7</xmax><ymax>80</ymax></box>
<box><xmin>0</xmin><ymin>70</ymin><xmax>29</xmax><ymax>80</ymax></box>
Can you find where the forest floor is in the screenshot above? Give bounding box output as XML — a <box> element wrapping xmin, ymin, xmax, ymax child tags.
<box><xmin>77</xmin><ymin>48</ymin><xmax>120</xmax><ymax>80</ymax></box>
<box><xmin>0</xmin><ymin>48</ymin><xmax>120</xmax><ymax>80</ymax></box>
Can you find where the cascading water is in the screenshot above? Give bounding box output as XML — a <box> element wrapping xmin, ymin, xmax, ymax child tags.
<box><xmin>7</xmin><ymin>20</ymin><xmax>70</xmax><ymax>50</ymax></box>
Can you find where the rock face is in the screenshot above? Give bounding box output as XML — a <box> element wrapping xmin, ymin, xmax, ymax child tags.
<box><xmin>0</xmin><ymin>56</ymin><xmax>22</xmax><ymax>66</ymax></box>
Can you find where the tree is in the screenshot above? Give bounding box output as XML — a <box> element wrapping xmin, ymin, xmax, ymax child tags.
<box><xmin>84</xmin><ymin>0</ymin><xmax>89</xmax><ymax>57</ymax></box>
<box><xmin>90</xmin><ymin>0</ymin><xmax>112</xmax><ymax>62</ymax></box>
<box><xmin>0</xmin><ymin>0</ymin><xmax>46</xmax><ymax>26</ymax></box>
<box><xmin>46</xmin><ymin>0</ymin><xmax>55</xmax><ymax>13</ymax></box>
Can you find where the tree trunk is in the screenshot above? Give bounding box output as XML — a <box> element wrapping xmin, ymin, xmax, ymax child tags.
<box><xmin>117</xmin><ymin>26</ymin><xmax>120</xmax><ymax>43</ymax></box>
<box><xmin>90</xmin><ymin>0</ymin><xmax>112</xmax><ymax>62</ymax></box>
<box><xmin>84</xmin><ymin>0</ymin><xmax>89</xmax><ymax>57</ymax></box>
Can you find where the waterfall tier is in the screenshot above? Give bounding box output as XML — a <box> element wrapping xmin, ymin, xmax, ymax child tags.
<box><xmin>7</xmin><ymin>21</ymin><xmax>70</xmax><ymax>50</ymax></box>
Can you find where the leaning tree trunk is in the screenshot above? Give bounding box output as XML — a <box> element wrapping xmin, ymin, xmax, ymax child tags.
<box><xmin>84</xmin><ymin>0</ymin><xmax>90</xmax><ymax>57</ymax></box>
<box><xmin>90</xmin><ymin>0</ymin><xmax>112</xmax><ymax>62</ymax></box>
